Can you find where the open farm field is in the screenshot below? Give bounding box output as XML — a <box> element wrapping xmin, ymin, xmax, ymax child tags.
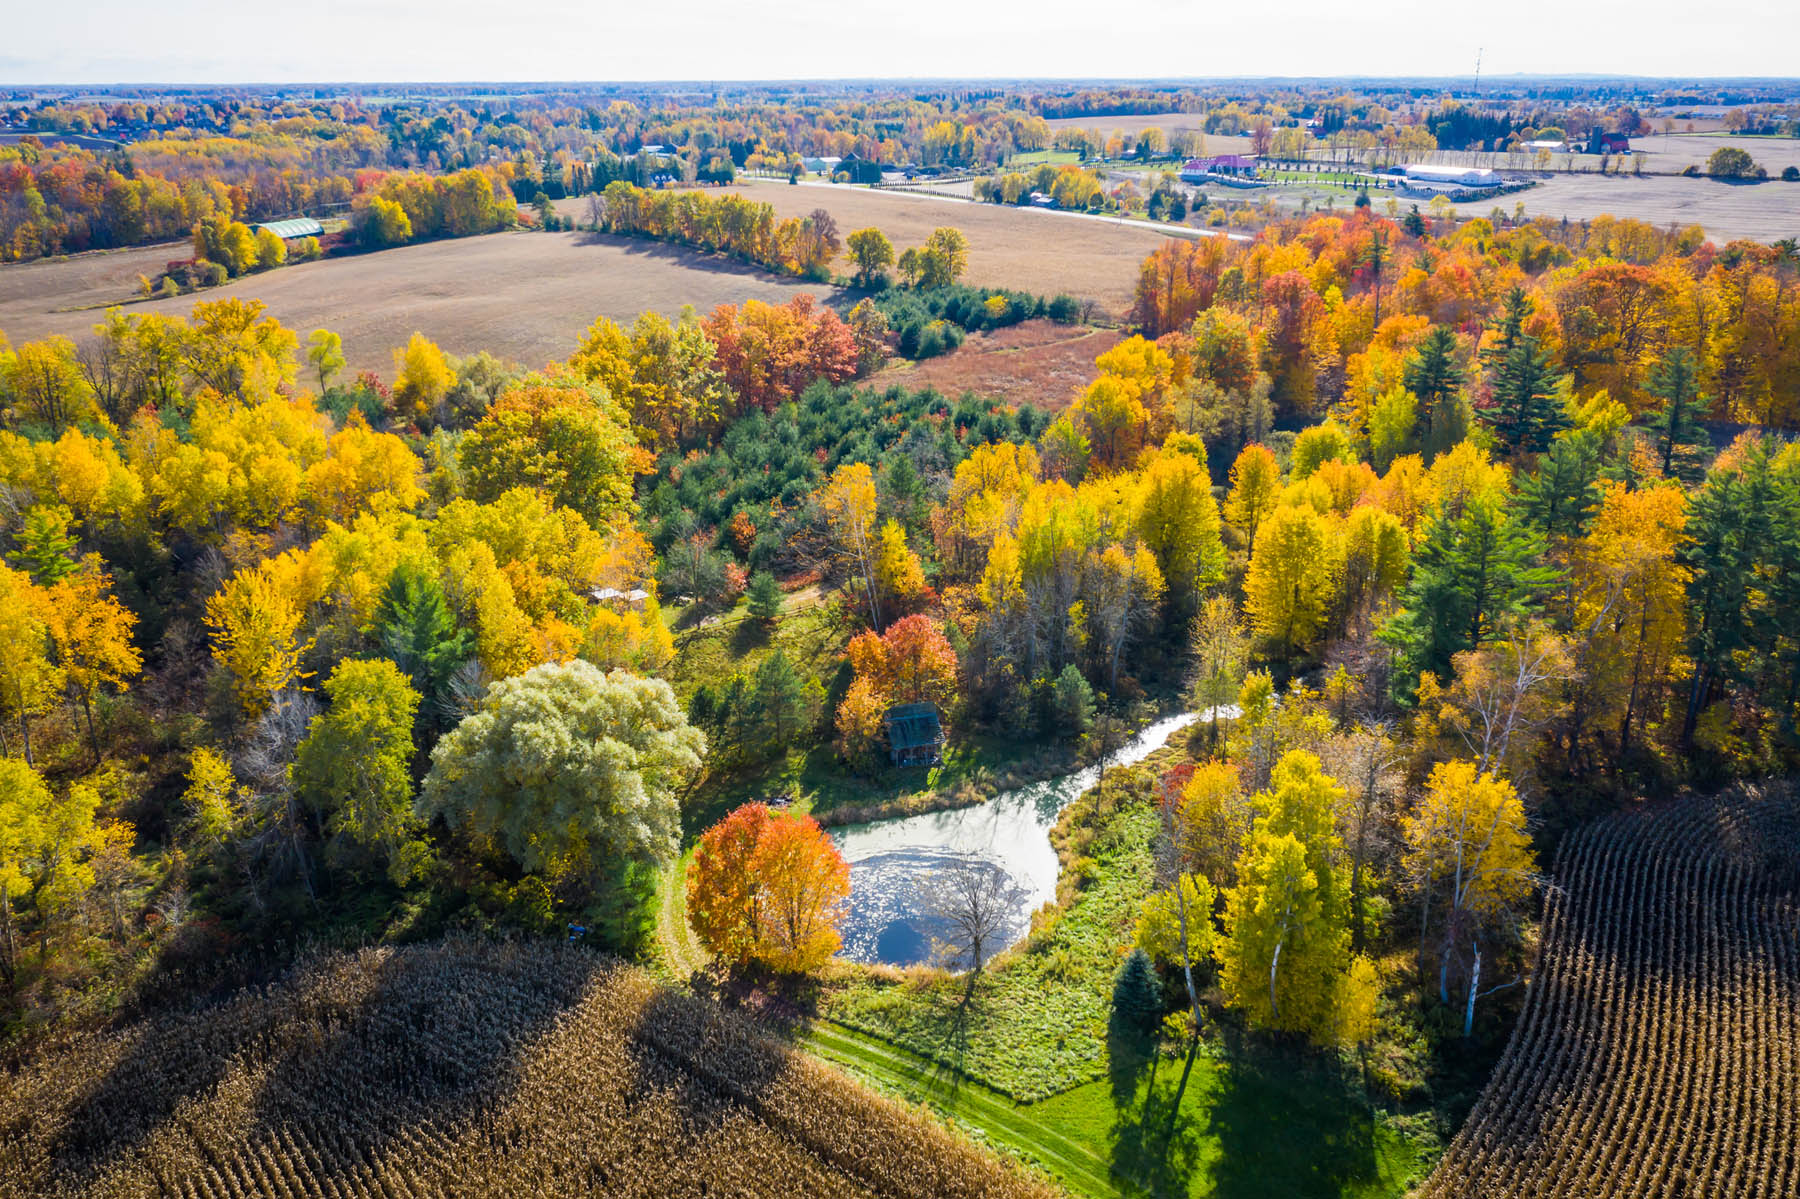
<box><xmin>1451</xmin><ymin>173</ymin><xmax>1800</xmax><ymax>244</ymax></box>
<box><xmin>1420</xmin><ymin>784</ymin><xmax>1800</xmax><ymax>1198</ymax></box>
<box><xmin>0</xmin><ymin>231</ymin><xmax>847</xmax><ymax>375</ymax></box>
<box><xmin>876</xmin><ymin>319</ymin><xmax>1123</xmax><ymax>410</ymax></box>
<box><xmin>0</xmin><ymin>940</ymin><xmax>1052</xmax><ymax>1199</ymax></box>
<box><xmin>588</xmin><ymin>179</ymin><xmax>1202</xmax><ymax>317</ymax></box>
<box><xmin>1630</xmin><ymin>132</ymin><xmax>1800</xmax><ymax>171</ymax></box>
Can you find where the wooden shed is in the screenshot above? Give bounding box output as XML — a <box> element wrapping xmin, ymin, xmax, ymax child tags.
<box><xmin>884</xmin><ymin>702</ymin><xmax>943</xmax><ymax>767</ymax></box>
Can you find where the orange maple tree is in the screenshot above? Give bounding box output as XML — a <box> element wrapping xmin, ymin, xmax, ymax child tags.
<box><xmin>687</xmin><ymin>802</ymin><xmax>850</xmax><ymax>973</ymax></box>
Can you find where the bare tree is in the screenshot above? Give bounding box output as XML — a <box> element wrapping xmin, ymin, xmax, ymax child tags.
<box><xmin>1322</xmin><ymin>724</ymin><xmax>1403</xmax><ymax>951</ymax></box>
<box><xmin>237</xmin><ymin>688</ymin><xmax>320</xmax><ymax>903</ymax></box>
<box><xmin>922</xmin><ymin>856</ymin><xmax>1028</xmax><ymax>978</ymax></box>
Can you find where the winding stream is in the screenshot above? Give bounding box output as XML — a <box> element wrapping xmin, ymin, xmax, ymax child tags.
<box><xmin>831</xmin><ymin>711</ymin><xmax>1217</xmax><ymax>966</ymax></box>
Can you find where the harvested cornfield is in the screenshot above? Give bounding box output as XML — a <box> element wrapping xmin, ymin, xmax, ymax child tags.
<box><xmin>0</xmin><ymin>940</ymin><xmax>1055</xmax><ymax>1199</ymax></box>
<box><xmin>1419</xmin><ymin>784</ymin><xmax>1800</xmax><ymax>1199</ymax></box>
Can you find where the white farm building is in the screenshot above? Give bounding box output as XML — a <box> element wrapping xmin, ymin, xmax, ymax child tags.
<box><xmin>1401</xmin><ymin>164</ymin><xmax>1502</xmax><ymax>187</ymax></box>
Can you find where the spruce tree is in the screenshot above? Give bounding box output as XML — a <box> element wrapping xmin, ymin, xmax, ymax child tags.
<box><xmin>1111</xmin><ymin>947</ymin><xmax>1163</xmax><ymax>1035</ymax></box>
<box><xmin>1644</xmin><ymin>346</ymin><xmax>1710</xmax><ymax>484</ymax></box>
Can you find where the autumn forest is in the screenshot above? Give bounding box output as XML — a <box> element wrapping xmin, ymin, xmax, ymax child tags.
<box><xmin>0</xmin><ymin>72</ymin><xmax>1798</xmax><ymax>1199</ymax></box>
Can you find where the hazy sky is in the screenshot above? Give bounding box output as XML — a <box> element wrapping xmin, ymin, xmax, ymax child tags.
<box><xmin>5</xmin><ymin>0</ymin><xmax>1797</xmax><ymax>85</ymax></box>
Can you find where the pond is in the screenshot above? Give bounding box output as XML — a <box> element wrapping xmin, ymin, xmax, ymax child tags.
<box><xmin>830</xmin><ymin>711</ymin><xmax>1210</xmax><ymax>967</ymax></box>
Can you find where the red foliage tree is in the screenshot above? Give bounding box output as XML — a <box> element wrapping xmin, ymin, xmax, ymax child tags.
<box><xmin>703</xmin><ymin>295</ymin><xmax>859</xmax><ymax>415</ymax></box>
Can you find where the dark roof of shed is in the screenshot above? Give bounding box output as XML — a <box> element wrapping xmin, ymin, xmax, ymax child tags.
<box><xmin>885</xmin><ymin>702</ymin><xmax>943</xmax><ymax>749</ymax></box>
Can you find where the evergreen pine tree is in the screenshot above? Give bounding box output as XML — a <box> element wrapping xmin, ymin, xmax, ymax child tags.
<box><xmin>750</xmin><ymin>650</ymin><xmax>813</xmax><ymax>751</ymax></box>
<box><xmin>1402</xmin><ymin>325</ymin><xmax>1464</xmax><ymax>459</ymax></box>
<box><xmin>1517</xmin><ymin>428</ymin><xmax>1605</xmax><ymax>544</ymax></box>
<box><xmin>1487</xmin><ymin>334</ymin><xmax>1568</xmax><ymax>455</ymax></box>
<box><xmin>1381</xmin><ymin>494</ymin><xmax>1559</xmax><ymax>693</ymax></box>
<box><xmin>1050</xmin><ymin>663</ymin><xmax>1096</xmax><ymax>735</ymax></box>
<box><xmin>375</xmin><ymin>562</ymin><xmax>475</xmax><ymax>730</ymax></box>
<box><xmin>15</xmin><ymin>505</ymin><xmax>78</xmax><ymax>585</ymax></box>
<box><xmin>1644</xmin><ymin>346</ymin><xmax>1710</xmax><ymax>484</ymax></box>
<box><xmin>1680</xmin><ymin>449</ymin><xmax>1771</xmax><ymax>742</ymax></box>
<box><xmin>746</xmin><ymin>570</ymin><xmax>783</xmax><ymax>622</ymax></box>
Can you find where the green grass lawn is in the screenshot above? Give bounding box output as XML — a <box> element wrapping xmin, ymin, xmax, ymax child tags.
<box><xmin>807</xmin><ymin>760</ymin><xmax>1437</xmax><ymax>1198</ymax></box>
<box><xmin>1008</xmin><ymin>149</ymin><xmax>1083</xmax><ymax>167</ymax></box>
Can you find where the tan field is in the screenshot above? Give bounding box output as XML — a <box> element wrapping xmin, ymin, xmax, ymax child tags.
<box><xmin>1626</xmin><ymin>132</ymin><xmax>1800</xmax><ymax>173</ymax></box>
<box><xmin>566</xmin><ymin>178</ymin><xmax>1194</xmax><ymax>316</ymax></box>
<box><xmin>1445</xmin><ymin>173</ymin><xmax>1799</xmax><ymax>245</ymax></box>
<box><xmin>0</xmin><ymin>230</ymin><xmax>849</xmax><ymax>375</ymax></box>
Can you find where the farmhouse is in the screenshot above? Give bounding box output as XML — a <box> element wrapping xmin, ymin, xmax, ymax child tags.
<box><xmin>884</xmin><ymin>702</ymin><xmax>944</xmax><ymax>767</ymax></box>
<box><xmin>249</xmin><ymin>217</ymin><xmax>324</xmax><ymax>241</ymax></box>
<box><xmin>1589</xmin><ymin>131</ymin><xmax>1632</xmax><ymax>154</ymax></box>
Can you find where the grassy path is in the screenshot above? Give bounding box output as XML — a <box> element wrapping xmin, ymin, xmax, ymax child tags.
<box><xmin>654</xmin><ymin>850</ymin><xmax>709</xmax><ymax>980</ymax></box>
<box><xmin>802</xmin><ymin>1020</ymin><xmax>1122</xmax><ymax>1197</ymax></box>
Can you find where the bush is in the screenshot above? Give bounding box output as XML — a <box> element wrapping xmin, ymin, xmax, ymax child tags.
<box><xmin>1045</xmin><ymin>294</ymin><xmax>1081</xmax><ymax>323</ymax></box>
<box><xmin>1783</xmin><ymin>166</ymin><xmax>1800</xmax><ymax>182</ymax></box>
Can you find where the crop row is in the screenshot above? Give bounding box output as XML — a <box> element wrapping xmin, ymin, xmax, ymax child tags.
<box><xmin>1421</xmin><ymin>786</ymin><xmax>1800</xmax><ymax>1198</ymax></box>
<box><xmin>0</xmin><ymin>940</ymin><xmax>1054</xmax><ymax>1199</ymax></box>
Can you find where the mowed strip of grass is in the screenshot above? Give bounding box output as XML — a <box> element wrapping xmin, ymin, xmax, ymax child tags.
<box><xmin>805</xmin><ymin>1018</ymin><xmax>1426</xmax><ymax>1199</ymax></box>
<box><xmin>805</xmin><ymin>1021</ymin><xmax>1118</xmax><ymax>1196</ymax></box>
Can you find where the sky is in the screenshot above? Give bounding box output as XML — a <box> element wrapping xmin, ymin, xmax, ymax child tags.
<box><xmin>4</xmin><ymin>0</ymin><xmax>1798</xmax><ymax>85</ymax></box>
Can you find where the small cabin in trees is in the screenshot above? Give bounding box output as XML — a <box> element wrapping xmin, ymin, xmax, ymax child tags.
<box><xmin>885</xmin><ymin>702</ymin><xmax>943</xmax><ymax>767</ymax></box>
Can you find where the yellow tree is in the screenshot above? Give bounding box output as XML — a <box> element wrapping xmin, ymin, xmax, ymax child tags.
<box><xmin>814</xmin><ymin>461</ymin><xmax>882</xmax><ymax>628</ymax></box>
<box><xmin>873</xmin><ymin>519</ymin><xmax>927</xmax><ymax>613</ymax></box>
<box><xmin>1216</xmin><ymin>750</ymin><xmax>1351</xmax><ymax>1042</ymax></box>
<box><xmin>47</xmin><ymin>564</ymin><xmax>142</xmax><ymax>764</ymax></box>
<box><xmin>0</xmin><ymin>563</ymin><xmax>61</xmax><ymax>765</ymax></box>
<box><xmin>1134</xmin><ymin>447</ymin><xmax>1226</xmax><ymax>613</ymax></box>
<box><xmin>305</xmin><ymin>328</ymin><xmax>345</xmax><ymax>392</ymax></box>
<box><xmin>392</xmin><ymin>332</ymin><xmax>452</xmax><ymax>424</ymax></box>
<box><xmin>1073</xmin><ymin>376</ymin><xmax>1148</xmax><ymax>471</ymax></box>
<box><xmin>0</xmin><ymin>761</ymin><xmax>101</xmax><ymax>981</ymax></box>
<box><xmin>1570</xmin><ymin>481</ymin><xmax>1688</xmax><ymax>754</ymax></box>
<box><xmin>1403</xmin><ymin>760</ymin><xmax>1537</xmax><ymax>1033</ymax></box>
<box><xmin>1223</xmin><ymin>444</ymin><xmax>1281</xmax><ymax>546</ymax></box>
<box><xmin>845</xmin><ymin>227</ymin><xmax>894</xmax><ymax>287</ymax></box>
<box><xmin>205</xmin><ymin>559</ymin><xmax>313</xmax><ymax>716</ymax></box>
<box><xmin>303</xmin><ymin>414</ymin><xmax>426</xmax><ymax>524</ymax></box>
<box><xmin>1089</xmin><ymin>542</ymin><xmax>1164</xmax><ymax>689</ymax></box>
<box><xmin>181</xmin><ymin>746</ymin><xmax>246</xmax><ymax>854</ymax></box>
<box><xmin>1244</xmin><ymin>504</ymin><xmax>1340</xmax><ymax>661</ymax></box>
